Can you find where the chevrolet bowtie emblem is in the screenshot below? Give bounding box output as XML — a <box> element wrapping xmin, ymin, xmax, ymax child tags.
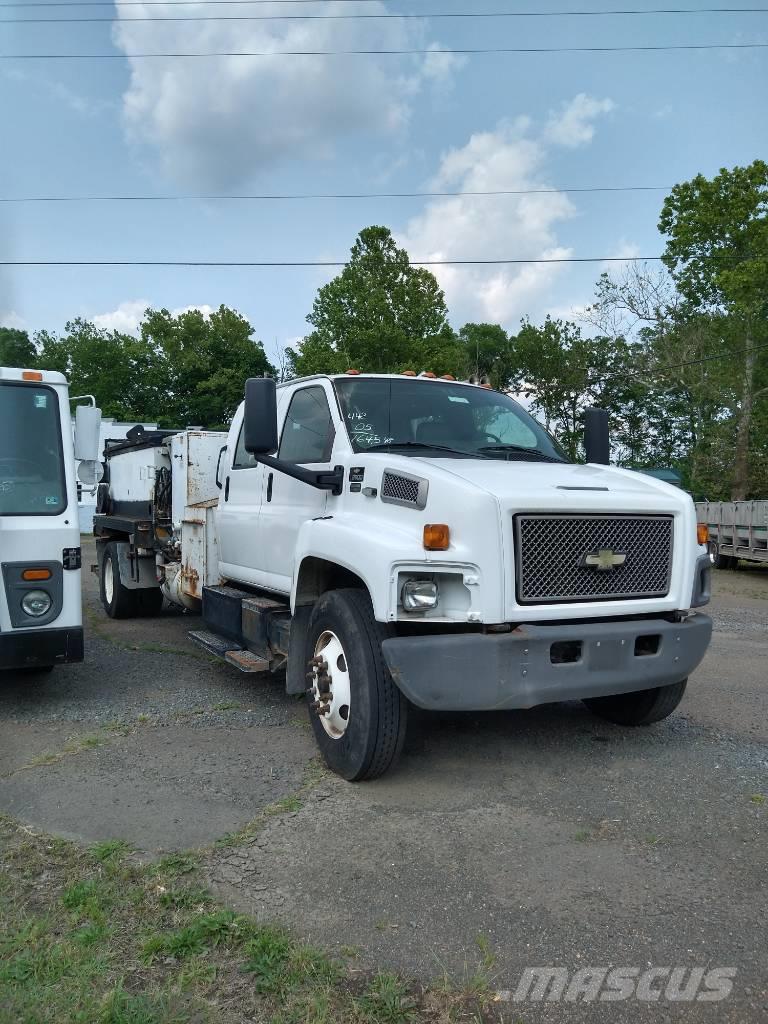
<box><xmin>581</xmin><ymin>548</ymin><xmax>626</xmax><ymax>571</ymax></box>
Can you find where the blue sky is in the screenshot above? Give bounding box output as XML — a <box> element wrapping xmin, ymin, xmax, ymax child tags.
<box><xmin>1</xmin><ymin>1</ymin><xmax>766</xmax><ymax>366</ymax></box>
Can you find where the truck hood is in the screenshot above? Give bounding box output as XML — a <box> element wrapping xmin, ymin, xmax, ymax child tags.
<box><xmin>409</xmin><ymin>456</ymin><xmax>686</xmax><ymax>513</ymax></box>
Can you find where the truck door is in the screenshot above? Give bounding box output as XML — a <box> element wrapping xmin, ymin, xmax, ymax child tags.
<box><xmin>216</xmin><ymin>411</ymin><xmax>269</xmax><ymax>588</ymax></box>
<box><xmin>259</xmin><ymin>384</ymin><xmax>336</xmax><ymax>591</ymax></box>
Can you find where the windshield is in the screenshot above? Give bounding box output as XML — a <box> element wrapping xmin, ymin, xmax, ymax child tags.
<box><xmin>0</xmin><ymin>383</ymin><xmax>67</xmax><ymax>516</ymax></box>
<box><xmin>334</xmin><ymin>377</ymin><xmax>567</xmax><ymax>461</ymax></box>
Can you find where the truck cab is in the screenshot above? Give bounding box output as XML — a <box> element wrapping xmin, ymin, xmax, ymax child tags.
<box><xmin>95</xmin><ymin>372</ymin><xmax>713</xmax><ymax>780</ymax></box>
<box><xmin>0</xmin><ymin>367</ymin><xmax>85</xmax><ymax>672</ymax></box>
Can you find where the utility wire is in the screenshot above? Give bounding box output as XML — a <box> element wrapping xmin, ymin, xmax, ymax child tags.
<box><xmin>5</xmin><ymin>6</ymin><xmax>768</xmax><ymax>22</ymax></box>
<box><xmin>586</xmin><ymin>339</ymin><xmax>768</xmax><ymax>384</ymax></box>
<box><xmin>2</xmin><ymin>255</ymin><xmax>762</xmax><ymax>267</ymax></box>
<box><xmin>2</xmin><ymin>43</ymin><xmax>766</xmax><ymax>58</ymax></box>
<box><xmin>1</xmin><ymin>1</ymin><xmax>765</xmax><ymax>8</ymax></box>
<box><xmin>0</xmin><ymin>185</ymin><xmax>675</xmax><ymax>203</ymax></box>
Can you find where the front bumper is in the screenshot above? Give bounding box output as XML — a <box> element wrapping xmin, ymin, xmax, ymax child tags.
<box><xmin>381</xmin><ymin>614</ymin><xmax>712</xmax><ymax>711</ymax></box>
<box><xmin>0</xmin><ymin>626</ymin><xmax>84</xmax><ymax>671</ymax></box>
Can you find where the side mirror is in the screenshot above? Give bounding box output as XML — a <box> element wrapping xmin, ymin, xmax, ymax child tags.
<box><xmin>244</xmin><ymin>377</ymin><xmax>278</xmax><ymax>455</ymax></box>
<box><xmin>584</xmin><ymin>407</ymin><xmax>610</xmax><ymax>465</ymax></box>
<box><xmin>74</xmin><ymin>404</ymin><xmax>102</xmax><ymax>462</ymax></box>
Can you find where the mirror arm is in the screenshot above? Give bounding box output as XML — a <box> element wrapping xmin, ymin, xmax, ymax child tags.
<box><xmin>256</xmin><ymin>454</ymin><xmax>344</xmax><ymax>496</ymax></box>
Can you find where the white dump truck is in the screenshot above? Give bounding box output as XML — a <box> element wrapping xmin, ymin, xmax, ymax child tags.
<box><xmin>0</xmin><ymin>366</ymin><xmax>101</xmax><ymax>673</ymax></box>
<box><xmin>93</xmin><ymin>373</ymin><xmax>713</xmax><ymax>779</ymax></box>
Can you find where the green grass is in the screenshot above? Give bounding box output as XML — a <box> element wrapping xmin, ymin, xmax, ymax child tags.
<box><xmin>0</xmin><ymin>817</ymin><xmax>497</xmax><ymax>1024</ymax></box>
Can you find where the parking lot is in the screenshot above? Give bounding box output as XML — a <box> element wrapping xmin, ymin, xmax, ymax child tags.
<box><xmin>1</xmin><ymin>538</ymin><xmax>767</xmax><ymax>1021</ymax></box>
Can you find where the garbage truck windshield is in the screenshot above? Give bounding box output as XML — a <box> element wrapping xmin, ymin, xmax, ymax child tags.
<box><xmin>0</xmin><ymin>382</ymin><xmax>67</xmax><ymax>516</ymax></box>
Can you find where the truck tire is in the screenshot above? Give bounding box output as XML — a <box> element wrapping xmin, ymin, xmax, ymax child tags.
<box><xmin>583</xmin><ymin>678</ymin><xmax>687</xmax><ymax>726</ymax></box>
<box><xmin>100</xmin><ymin>542</ymin><xmax>140</xmax><ymax>619</ymax></box>
<box><xmin>709</xmin><ymin>542</ymin><xmax>734</xmax><ymax>570</ymax></box>
<box><xmin>304</xmin><ymin>588</ymin><xmax>408</xmax><ymax>781</ymax></box>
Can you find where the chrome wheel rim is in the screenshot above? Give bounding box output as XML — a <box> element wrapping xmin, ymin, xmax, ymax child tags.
<box><xmin>309</xmin><ymin>630</ymin><xmax>351</xmax><ymax>740</ymax></box>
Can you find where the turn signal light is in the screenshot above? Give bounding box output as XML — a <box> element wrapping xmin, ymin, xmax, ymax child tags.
<box><xmin>402</xmin><ymin>369</ymin><xmax>416</xmax><ymax>376</ymax></box>
<box><xmin>345</xmin><ymin>368</ymin><xmax>360</xmax><ymax>375</ymax></box>
<box><xmin>423</xmin><ymin>524</ymin><xmax>450</xmax><ymax>551</ymax></box>
<box><xmin>22</xmin><ymin>370</ymin><xmax>43</xmax><ymax>381</ymax></box>
<box><xmin>22</xmin><ymin>568</ymin><xmax>52</xmax><ymax>581</ymax></box>
<box><xmin>697</xmin><ymin>524</ymin><xmax>709</xmax><ymax>546</ymax></box>
<box><xmin>441</xmin><ymin>374</ymin><xmax>456</xmax><ymax>381</ymax></box>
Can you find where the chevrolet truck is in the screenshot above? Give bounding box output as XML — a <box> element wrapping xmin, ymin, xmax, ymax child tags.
<box><xmin>93</xmin><ymin>373</ymin><xmax>713</xmax><ymax>779</ymax></box>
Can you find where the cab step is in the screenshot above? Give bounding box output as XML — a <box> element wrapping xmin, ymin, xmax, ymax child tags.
<box><xmin>188</xmin><ymin>629</ymin><xmax>242</xmax><ymax>659</ymax></box>
<box><xmin>225</xmin><ymin>649</ymin><xmax>270</xmax><ymax>673</ymax></box>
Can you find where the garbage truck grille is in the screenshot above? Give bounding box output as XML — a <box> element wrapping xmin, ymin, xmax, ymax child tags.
<box><xmin>515</xmin><ymin>514</ymin><xmax>674</xmax><ymax>604</ymax></box>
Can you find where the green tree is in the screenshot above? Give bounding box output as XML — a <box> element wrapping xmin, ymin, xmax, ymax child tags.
<box><xmin>140</xmin><ymin>305</ymin><xmax>274</xmax><ymax>429</ymax></box>
<box><xmin>457</xmin><ymin>323</ymin><xmax>516</xmax><ymax>391</ymax></box>
<box><xmin>34</xmin><ymin>319</ymin><xmax>160</xmax><ymax>421</ymax></box>
<box><xmin>659</xmin><ymin>160</ymin><xmax>768</xmax><ymax>498</ymax></box>
<box><xmin>288</xmin><ymin>226</ymin><xmax>462</xmax><ymax>377</ymax></box>
<box><xmin>0</xmin><ymin>326</ymin><xmax>36</xmax><ymax>368</ymax></box>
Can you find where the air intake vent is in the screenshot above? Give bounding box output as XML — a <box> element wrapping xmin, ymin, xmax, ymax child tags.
<box><xmin>381</xmin><ymin>470</ymin><xmax>428</xmax><ymax>510</ymax></box>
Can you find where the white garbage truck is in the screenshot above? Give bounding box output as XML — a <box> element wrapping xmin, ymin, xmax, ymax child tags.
<box><xmin>0</xmin><ymin>366</ymin><xmax>101</xmax><ymax>673</ymax></box>
<box><xmin>93</xmin><ymin>373</ymin><xmax>713</xmax><ymax>779</ymax></box>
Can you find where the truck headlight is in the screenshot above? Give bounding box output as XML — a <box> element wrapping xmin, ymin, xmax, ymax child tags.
<box><xmin>21</xmin><ymin>590</ymin><xmax>52</xmax><ymax>618</ymax></box>
<box><xmin>401</xmin><ymin>579</ymin><xmax>439</xmax><ymax>612</ymax></box>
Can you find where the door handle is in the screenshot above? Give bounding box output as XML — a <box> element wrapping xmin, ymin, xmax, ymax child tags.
<box><xmin>266</xmin><ymin>472</ymin><xmax>273</xmax><ymax>503</ymax></box>
<box><xmin>224</xmin><ymin>476</ymin><xmax>230</xmax><ymax>501</ymax></box>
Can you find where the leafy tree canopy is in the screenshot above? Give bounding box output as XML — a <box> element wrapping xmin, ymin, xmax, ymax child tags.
<box><xmin>288</xmin><ymin>226</ymin><xmax>463</xmax><ymax>377</ymax></box>
<box><xmin>32</xmin><ymin>306</ymin><xmax>273</xmax><ymax>430</ymax></box>
<box><xmin>0</xmin><ymin>327</ymin><xmax>36</xmax><ymax>369</ymax></box>
<box><xmin>140</xmin><ymin>306</ymin><xmax>274</xmax><ymax>429</ymax></box>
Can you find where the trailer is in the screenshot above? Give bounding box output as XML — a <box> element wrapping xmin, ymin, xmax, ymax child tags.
<box><xmin>94</xmin><ymin>374</ymin><xmax>713</xmax><ymax>780</ymax></box>
<box><xmin>696</xmin><ymin>500</ymin><xmax>768</xmax><ymax>569</ymax></box>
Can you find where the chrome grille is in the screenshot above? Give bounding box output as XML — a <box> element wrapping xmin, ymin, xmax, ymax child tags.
<box><xmin>381</xmin><ymin>470</ymin><xmax>428</xmax><ymax>509</ymax></box>
<box><xmin>515</xmin><ymin>514</ymin><xmax>673</xmax><ymax>604</ymax></box>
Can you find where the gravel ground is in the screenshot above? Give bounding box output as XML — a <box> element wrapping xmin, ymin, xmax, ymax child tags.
<box><xmin>1</xmin><ymin>540</ymin><xmax>766</xmax><ymax>1022</ymax></box>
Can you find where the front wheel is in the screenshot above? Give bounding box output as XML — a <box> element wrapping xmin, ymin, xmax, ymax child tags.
<box><xmin>584</xmin><ymin>679</ymin><xmax>687</xmax><ymax>726</ymax></box>
<box><xmin>305</xmin><ymin>588</ymin><xmax>408</xmax><ymax>781</ymax></box>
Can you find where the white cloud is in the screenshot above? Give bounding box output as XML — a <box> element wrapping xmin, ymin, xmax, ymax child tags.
<box><xmin>602</xmin><ymin>239</ymin><xmax>641</xmax><ymax>272</ymax></box>
<box><xmin>114</xmin><ymin>1</ymin><xmax>460</xmax><ymax>188</ymax></box>
<box><xmin>398</xmin><ymin>121</ymin><xmax>575</xmax><ymax>326</ymax></box>
<box><xmin>397</xmin><ymin>95</ymin><xmax>617</xmax><ymax>327</ymax></box>
<box><xmin>0</xmin><ymin>311</ymin><xmax>26</xmax><ymax>331</ymax></box>
<box><xmin>92</xmin><ymin>300</ymin><xmax>149</xmax><ymax>335</ymax></box>
<box><xmin>92</xmin><ymin>301</ymin><xmax>215</xmax><ymax>335</ymax></box>
<box><xmin>544</xmin><ymin>93</ymin><xmax>615</xmax><ymax>148</ymax></box>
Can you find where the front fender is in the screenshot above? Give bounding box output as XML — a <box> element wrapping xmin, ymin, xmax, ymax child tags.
<box><xmin>292</xmin><ymin>514</ymin><xmax>424</xmax><ymax>620</ymax></box>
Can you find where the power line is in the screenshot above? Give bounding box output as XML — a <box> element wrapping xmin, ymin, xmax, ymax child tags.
<box><xmin>2</xmin><ymin>43</ymin><xmax>766</xmax><ymax>58</ymax></box>
<box><xmin>5</xmin><ymin>6</ymin><xmax>768</xmax><ymax>22</ymax></box>
<box><xmin>1</xmin><ymin>256</ymin><xmax>762</xmax><ymax>267</ymax></box>
<box><xmin>1</xmin><ymin>1</ymin><xmax>764</xmax><ymax>8</ymax></box>
<box><xmin>0</xmin><ymin>185</ymin><xmax>675</xmax><ymax>204</ymax></box>
<box><xmin>591</xmin><ymin>339</ymin><xmax>768</xmax><ymax>384</ymax></box>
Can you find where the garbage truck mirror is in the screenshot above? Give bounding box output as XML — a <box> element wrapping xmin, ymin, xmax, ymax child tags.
<box><xmin>74</xmin><ymin>404</ymin><xmax>102</xmax><ymax>462</ymax></box>
<box><xmin>244</xmin><ymin>377</ymin><xmax>278</xmax><ymax>455</ymax></box>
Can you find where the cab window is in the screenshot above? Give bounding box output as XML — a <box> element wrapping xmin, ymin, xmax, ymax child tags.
<box><xmin>278</xmin><ymin>387</ymin><xmax>334</xmax><ymax>464</ymax></box>
<box><xmin>232</xmin><ymin>422</ymin><xmax>258</xmax><ymax>469</ymax></box>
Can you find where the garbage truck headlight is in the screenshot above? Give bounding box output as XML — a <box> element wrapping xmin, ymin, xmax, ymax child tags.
<box><xmin>21</xmin><ymin>590</ymin><xmax>52</xmax><ymax>618</ymax></box>
<box><xmin>401</xmin><ymin>579</ymin><xmax>439</xmax><ymax>612</ymax></box>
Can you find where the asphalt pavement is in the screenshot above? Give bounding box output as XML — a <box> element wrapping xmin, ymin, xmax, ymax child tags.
<box><xmin>1</xmin><ymin>539</ymin><xmax>766</xmax><ymax>1021</ymax></box>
